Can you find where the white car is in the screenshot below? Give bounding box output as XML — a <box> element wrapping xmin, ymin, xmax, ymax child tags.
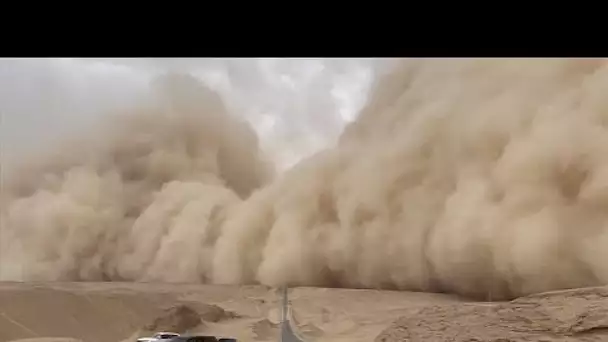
<box><xmin>137</xmin><ymin>332</ymin><xmax>180</xmax><ymax>342</ymax></box>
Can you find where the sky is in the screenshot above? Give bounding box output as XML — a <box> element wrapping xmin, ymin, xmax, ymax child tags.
<box><xmin>0</xmin><ymin>58</ymin><xmax>386</xmax><ymax>171</ymax></box>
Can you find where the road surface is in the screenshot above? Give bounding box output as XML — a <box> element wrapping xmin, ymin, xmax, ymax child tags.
<box><xmin>279</xmin><ymin>287</ymin><xmax>306</xmax><ymax>342</ymax></box>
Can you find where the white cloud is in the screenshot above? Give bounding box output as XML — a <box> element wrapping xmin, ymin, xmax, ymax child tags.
<box><xmin>0</xmin><ymin>58</ymin><xmax>384</xmax><ymax>171</ymax></box>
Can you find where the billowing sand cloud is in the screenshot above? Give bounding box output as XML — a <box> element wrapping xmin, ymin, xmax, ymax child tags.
<box><xmin>3</xmin><ymin>59</ymin><xmax>608</xmax><ymax>301</ymax></box>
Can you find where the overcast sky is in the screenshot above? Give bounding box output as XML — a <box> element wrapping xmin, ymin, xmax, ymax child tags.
<box><xmin>0</xmin><ymin>58</ymin><xmax>386</xmax><ymax>171</ymax></box>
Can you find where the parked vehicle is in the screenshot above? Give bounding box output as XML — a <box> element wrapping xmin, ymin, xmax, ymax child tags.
<box><xmin>136</xmin><ymin>331</ymin><xmax>180</xmax><ymax>341</ymax></box>
<box><xmin>166</xmin><ymin>335</ymin><xmax>237</xmax><ymax>342</ymax></box>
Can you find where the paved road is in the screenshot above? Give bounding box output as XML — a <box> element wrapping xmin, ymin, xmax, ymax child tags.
<box><xmin>279</xmin><ymin>287</ymin><xmax>306</xmax><ymax>342</ymax></box>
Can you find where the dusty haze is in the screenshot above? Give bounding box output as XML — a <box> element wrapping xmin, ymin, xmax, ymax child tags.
<box><xmin>3</xmin><ymin>58</ymin><xmax>608</xmax><ymax>301</ymax></box>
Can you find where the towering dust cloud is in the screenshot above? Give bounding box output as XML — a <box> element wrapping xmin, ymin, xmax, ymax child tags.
<box><xmin>3</xmin><ymin>58</ymin><xmax>608</xmax><ymax>301</ymax></box>
<box><xmin>0</xmin><ymin>73</ymin><xmax>274</xmax><ymax>283</ymax></box>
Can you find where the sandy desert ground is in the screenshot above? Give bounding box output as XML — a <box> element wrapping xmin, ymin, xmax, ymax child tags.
<box><xmin>1</xmin><ymin>282</ymin><xmax>608</xmax><ymax>342</ymax></box>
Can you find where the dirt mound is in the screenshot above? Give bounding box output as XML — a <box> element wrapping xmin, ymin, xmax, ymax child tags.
<box><xmin>144</xmin><ymin>305</ymin><xmax>201</xmax><ymax>333</ymax></box>
<box><xmin>133</xmin><ymin>304</ymin><xmax>236</xmax><ymax>342</ymax></box>
<box><xmin>198</xmin><ymin>304</ymin><xmax>237</xmax><ymax>323</ymax></box>
<box><xmin>251</xmin><ymin>319</ymin><xmax>278</xmax><ymax>340</ymax></box>
<box><xmin>375</xmin><ymin>286</ymin><xmax>608</xmax><ymax>342</ymax></box>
